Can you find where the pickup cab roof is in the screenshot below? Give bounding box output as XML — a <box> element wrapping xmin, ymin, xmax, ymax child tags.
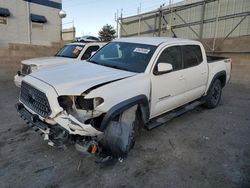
<box><xmin>66</xmin><ymin>42</ymin><xmax>106</xmax><ymax>46</ymax></box>
<box><xmin>114</xmin><ymin>37</ymin><xmax>196</xmax><ymax>46</ymax></box>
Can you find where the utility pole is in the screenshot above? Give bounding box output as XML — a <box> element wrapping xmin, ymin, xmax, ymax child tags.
<box><xmin>137</xmin><ymin>3</ymin><xmax>141</xmax><ymax>36</ymax></box>
<box><xmin>213</xmin><ymin>0</ymin><xmax>221</xmax><ymax>51</ymax></box>
<box><xmin>169</xmin><ymin>0</ymin><xmax>173</xmax><ymax>37</ymax></box>
<box><xmin>26</xmin><ymin>1</ymin><xmax>31</xmax><ymax>44</ymax></box>
<box><xmin>158</xmin><ymin>4</ymin><xmax>163</xmax><ymax>37</ymax></box>
<box><xmin>199</xmin><ymin>1</ymin><xmax>206</xmax><ymax>40</ymax></box>
<box><xmin>115</xmin><ymin>9</ymin><xmax>119</xmax><ymax>38</ymax></box>
<box><xmin>119</xmin><ymin>8</ymin><xmax>123</xmax><ymax>38</ymax></box>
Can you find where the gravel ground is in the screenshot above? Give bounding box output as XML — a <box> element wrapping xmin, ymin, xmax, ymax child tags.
<box><xmin>0</xmin><ymin>80</ymin><xmax>249</xmax><ymax>188</ymax></box>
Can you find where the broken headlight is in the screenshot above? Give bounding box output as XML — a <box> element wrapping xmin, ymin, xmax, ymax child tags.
<box><xmin>75</xmin><ymin>97</ymin><xmax>104</xmax><ymax>110</ymax></box>
<box><xmin>58</xmin><ymin>96</ymin><xmax>73</xmax><ymax>111</ymax></box>
<box><xmin>58</xmin><ymin>96</ymin><xmax>104</xmax><ymax>111</ymax></box>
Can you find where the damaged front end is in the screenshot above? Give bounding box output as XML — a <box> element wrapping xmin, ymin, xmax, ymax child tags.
<box><xmin>56</xmin><ymin>95</ymin><xmax>105</xmax><ymax>135</ymax></box>
<box><xmin>16</xmin><ymin>80</ymin><xmax>107</xmax><ymax>154</ymax></box>
<box><xmin>16</xmin><ymin>80</ymin><xmax>141</xmax><ymax>162</ymax></box>
<box><xmin>15</xmin><ymin>102</ymin><xmax>105</xmax><ymax>157</ymax></box>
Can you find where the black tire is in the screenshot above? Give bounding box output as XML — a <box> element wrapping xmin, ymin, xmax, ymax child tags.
<box><xmin>102</xmin><ymin>107</ymin><xmax>139</xmax><ymax>158</ymax></box>
<box><xmin>204</xmin><ymin>79</ymin><xmax>222</xmax><ymax>109</ymax></box>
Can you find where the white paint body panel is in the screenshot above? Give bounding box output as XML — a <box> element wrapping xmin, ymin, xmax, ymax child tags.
<box><xmin>29</xmin><ymin>61</ymin><xmax>136</xmax><ymax>95</ymax></box>
<box><xmin>206</xmin><ymin>60</ymin><xmax>231</xmax><ymax>93</ymax></box>
<box><xmin>86</xmin><ymin>73</ymin><xmax>151</xmax><ymax>113</ymax></box>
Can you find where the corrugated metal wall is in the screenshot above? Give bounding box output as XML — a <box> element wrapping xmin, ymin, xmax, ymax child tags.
<box><xmin>120</xmin><ymin>0</ymin><xmax>250</xmax><ymax>39</ymax></box>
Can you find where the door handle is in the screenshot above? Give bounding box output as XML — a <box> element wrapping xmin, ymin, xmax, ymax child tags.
<box><xmin>179</xmin><ymin>76</ymin><xmax>184</xmax><ymax>80</ymax></box>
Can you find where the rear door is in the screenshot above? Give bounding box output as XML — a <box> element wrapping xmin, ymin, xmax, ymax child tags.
<box><xmin>181</xmin><ymin>45</ymin><xmax>208</xmax><ymax>102</ymax></box>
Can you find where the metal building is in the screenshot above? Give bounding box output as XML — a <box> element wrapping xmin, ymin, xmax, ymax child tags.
<box><xmin>119</xmin><ymin>0</ymin><xmax>250</xmax><ymax>51</ymax></box>
<box><xmin>118</xmin><ymin>0</ymin><xmax>250</xmax><ymax>84</ymax></box>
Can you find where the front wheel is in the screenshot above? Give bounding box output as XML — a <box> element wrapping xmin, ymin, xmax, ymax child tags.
<box><xmin>204</xmin><ymin>79</ymin><xmax>222</xmax><ymax>109</ymax></box>
<box><xmin>102</xmin><ymin>105</ymin><xmax>139</xmax><ymax>158</ymax></box>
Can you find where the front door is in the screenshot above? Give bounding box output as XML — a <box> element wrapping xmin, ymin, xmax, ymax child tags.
<box><xmin>150</xmin><ymin>45</ymin><xmax>187</xmax><ymax>118</ymax></box>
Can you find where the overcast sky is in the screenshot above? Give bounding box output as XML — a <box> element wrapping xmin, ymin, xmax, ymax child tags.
<box><xmin>62</xmin><ymin>0</ymin><xmax>182</xmax><ymax>37</ymax></box>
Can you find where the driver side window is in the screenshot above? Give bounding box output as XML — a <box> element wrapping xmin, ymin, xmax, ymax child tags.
<box><xmin>156</xmin><ymin>46</ymin><xmax>182</xmax><ymax>71</ymax></box>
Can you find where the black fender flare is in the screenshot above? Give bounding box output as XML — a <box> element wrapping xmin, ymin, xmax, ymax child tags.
<box><xmin>100</xmin><ymin>95</ymin><xmax>150</xmax><ymax>131</ymax></box>
<box><xmin>207</xmin><ymin>71</ymin><xmax>226</xmax><ymax>93</ymax></box>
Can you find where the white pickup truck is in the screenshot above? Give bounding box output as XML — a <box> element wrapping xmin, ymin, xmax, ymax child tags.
<box><xmin>14</xmin><ymin>42</ymin><xmax>105</xmax><ymax>87</ymax></box>
<box><xmin>16</xmin><ymin>37</ymin><xmax>231</xmax><ymax>159</ymax></box>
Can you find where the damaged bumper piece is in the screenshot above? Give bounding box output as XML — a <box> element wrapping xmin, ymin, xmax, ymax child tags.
<box><xmin>16</xmin><ymin>103</ymin><xmax>70</xmax><ymax>148</ymax></box>
<box><xmin>16</xmin><ymin>101</ymin><xmax>139</xmax><ymax>162</ymax></box>
<box><xmin>15</xmin><ymin>103</ymin><xmax>102</xmax><ymax>152</ymax></box>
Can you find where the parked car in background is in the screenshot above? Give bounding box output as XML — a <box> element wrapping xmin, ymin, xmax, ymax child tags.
<box><xmin>76</xmin><ymin>35</ymin><xmax>100</xmax><ymax>42</ymax></box>
<box><xmin>14</xmin><ymin>42</ymin><xmax>106</xmax><ymax>87</ymax></box>
<box><xmin>16</xmin><ymin>37</ymin><xmax>231</xmax><ymax>159</ymax></box>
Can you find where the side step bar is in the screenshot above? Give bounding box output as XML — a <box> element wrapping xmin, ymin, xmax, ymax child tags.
<box><xmin>145</xmin><ymin>100</ymin><xmax>204</xmax><ymax>130</ymax></box>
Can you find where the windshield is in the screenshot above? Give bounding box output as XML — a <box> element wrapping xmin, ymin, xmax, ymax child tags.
<box><xmin>89</xmin><ymin>42</ymin><xmax>157</xmax><ymax>73</ymax></box>
<box><xmin>55</xmin><ymin>44</ymin><xmax>85</xmax><ymax>58</ymax></box>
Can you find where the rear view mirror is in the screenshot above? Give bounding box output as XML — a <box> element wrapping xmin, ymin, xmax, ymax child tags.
<box><xmin>157</xmin><ymin>63</ymin><xmax>173</xmax><ymax>74</ymax></box>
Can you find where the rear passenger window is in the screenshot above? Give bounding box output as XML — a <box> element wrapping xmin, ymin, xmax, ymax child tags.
<box><xmin>182</xmin><ymin>45</ymin><xmax>203</xmax><ymax>68</ymax></box>
<box><xmin>156</xmin><ymin>46</ymin><xmax>182</xmax><ymax>71</ymax></box>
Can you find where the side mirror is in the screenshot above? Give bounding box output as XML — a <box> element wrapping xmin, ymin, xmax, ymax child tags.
<box><xmin>91</xmin><ymin>51</ymin><xmax>97</xmax><ymax>56</ymax></box>
<box><xmin>157</xmin><ymin>63</ymin><xmax>173</xmax><ymax>74</ymax></box>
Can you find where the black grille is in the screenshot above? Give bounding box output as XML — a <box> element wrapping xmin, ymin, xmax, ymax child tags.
<box><xmin>21</xmin><ymin>64</ymin><xmax>31</xmax><ymax>75</ymax></box>
<box><xmin>20</xmin><ymin>82</ymin><xmax>51</xmax><ymax>117</ymax></box>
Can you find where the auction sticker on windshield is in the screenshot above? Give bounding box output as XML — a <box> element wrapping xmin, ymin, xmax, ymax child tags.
<box><xmin>133</xmin><ymin>48</ymin><xmax>150</xmax><ymax>54</ymax></box>
<box><xmin>73</xmin><ymin>46</ymin><xmax>83</xmax><ymax>55</ymax></box>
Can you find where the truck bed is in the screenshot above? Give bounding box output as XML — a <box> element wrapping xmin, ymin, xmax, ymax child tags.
<box><xmin>206</xmin><ymin>55</ymin><xmax>232</xmax><ymax>92</ymax></box>
<box><xmin>206</xmin><ymin>55</ymin><xmax>229</xmax><ymax>63</ymax></box>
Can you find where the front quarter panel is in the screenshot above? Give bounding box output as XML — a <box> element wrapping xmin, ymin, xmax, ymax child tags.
<box><xmin>85</xmin><ymin>73</ymin><xmax>151</xmax><ymax>113</ymax></box>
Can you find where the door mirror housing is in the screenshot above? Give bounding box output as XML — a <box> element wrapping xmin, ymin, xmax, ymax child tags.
<box><xmin>91</xmin><ymin>51</ymin><xmax>97</xmax><ymax>56</ymax></box>
<box><xmin>156</xmin><ymin>63</ymin><xmax>173</xmax><ymax>74</ymax></box>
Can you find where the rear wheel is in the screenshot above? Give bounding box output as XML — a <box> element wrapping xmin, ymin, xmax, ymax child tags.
<box><xmin>204</xmin><ymin>79</ymin><xmax>222</xmax><ymax>108</ymax></box>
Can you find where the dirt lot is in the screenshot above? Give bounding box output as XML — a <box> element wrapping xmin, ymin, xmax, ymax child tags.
<box><xmin>0</xmin><ymin>79</ymin><xmax>249</xmax><ymax>188</ymax></box>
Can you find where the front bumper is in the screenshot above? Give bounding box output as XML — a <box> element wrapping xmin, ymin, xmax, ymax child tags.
<box><xmin>16</xmin><ymin>102</ymin><xmax>103</xmax><ymax>137</ymax></box>
<box><xmin>53</xmin><ymin>113</ymin><xmax>103</xmax><ymax>136</ymax></box>
<box><xmin>14</xmin><ymin>74</ymin><xmax>24</xmax><ymax>87</ymax></box>
<box><xmin>15</xmin><ymin>103</ymin><xmax>61</xmax><ymax>144</ymax></box>
<box><xmin>16</xmin><ymin>103</ymin><xmax>49</xmax><ymax>131</ymax></box>
<box><xmin>16</xmin><ymin>103</ymin><xmax>103</xmax><ymax>155</ymax></box>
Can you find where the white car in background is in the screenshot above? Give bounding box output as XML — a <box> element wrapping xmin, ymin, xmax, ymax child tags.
<box><xmin>14</xmin><ymin>42</ymin><xmax>106</xmax><ymax>87</ymax></box>
<box><xmin>76</xmin><ymin>35</ymin><xmax>100</xmax><ymax>42</ymax></box>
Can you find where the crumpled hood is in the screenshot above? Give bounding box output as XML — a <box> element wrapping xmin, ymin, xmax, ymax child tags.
<box><xmin>22</xmin><ymin>56</ymin><xmax>76</xmax><ymax>67</ymax></box>
<box><xmin>29</xmin><ymin>62</ymin><xmax>136</xmax><ymax>95</ymax></box>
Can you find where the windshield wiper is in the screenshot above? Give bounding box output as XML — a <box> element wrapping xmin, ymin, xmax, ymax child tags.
<box><xmin>55</xmin><ymin>54</ymin><xmax>75</xmax><ymax>58</ymax></box>
<box><xmin>87</xmin><ymin>61</ymin><xmax>130</xmax><ymax>72</ymax></box>
<box><xmin>106</xmin><ymin>65</ymin><xmax>130</xmax><ymax>72</ymax></box>
<box><xmin>55</xmin><ymin>54</ymin><xmax>66</xmax><ymax>57</ymax></box>
<box><xmin>87</xmin><ymin>60</ymin><xmax>99</xmax><ymax>65</ymax></box>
